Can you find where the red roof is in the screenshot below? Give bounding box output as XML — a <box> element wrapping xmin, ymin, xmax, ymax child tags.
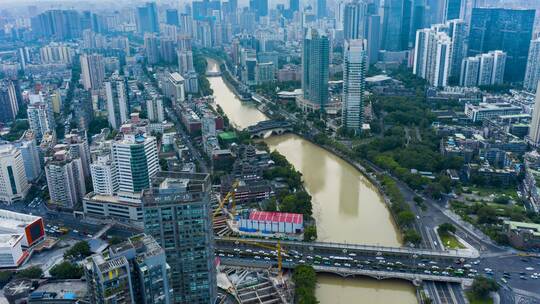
<box><xmin>249</xmin><ymin>211</ymin><xmax>303</xmax><ymax>224</ymax></box>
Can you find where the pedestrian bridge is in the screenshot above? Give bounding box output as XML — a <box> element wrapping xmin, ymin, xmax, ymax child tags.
<box><xmin>245</xmin><ymin>120</ymin><xmax>293</xmax><ymax>138</ymax></box>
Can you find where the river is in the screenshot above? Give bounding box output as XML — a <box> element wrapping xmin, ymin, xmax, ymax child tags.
<box><xmin>206</xmin><ymin>59</ymin><xmax>417</xmax><ymax>304</ymax></box>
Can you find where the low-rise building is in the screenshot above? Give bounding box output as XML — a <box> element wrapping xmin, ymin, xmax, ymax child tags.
<box><xmin>505</xmin><ymin>220</ymin><xmax>540</xmax><ymax>249</ymax></box>
<box><xmin>464</xmin><ymin>103</ymin><xmax>522</xmax><ymax>122</ymax></box>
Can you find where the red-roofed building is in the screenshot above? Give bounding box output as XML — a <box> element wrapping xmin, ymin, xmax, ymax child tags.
<box><xmin>239</xmin><ymin>211</ymin><xmax>303</xmax><ymax>234</ymax></box>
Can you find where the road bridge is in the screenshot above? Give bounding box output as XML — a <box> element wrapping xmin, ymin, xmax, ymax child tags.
<box><xmin>245</xmin><ymin>120</ymin><xmax>293</xmax><ymax>138</ymax></box>
<box><xmin>219</xmin><ymin>258</ymin><xmax>474</xmax><ymax>286</ymax></box>
<box><xmin>216</xmin><ymin>237</ymin><xmax>478</xmax><ymax>260</ymax></box>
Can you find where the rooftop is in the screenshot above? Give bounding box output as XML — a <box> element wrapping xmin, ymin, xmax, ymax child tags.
<box><xmin>0</xmin><ymin>210</ymin><xmax>41</xmax><ymax>234</ymax></box>
<box><xmin>505</xmin><ymin>221</ymin><xmax>540</xmax><ymax>237</ymax></box>
<box><xmin>249</xmin><ymin>211</ymin><xmax>303</xmax><ymax>224</ymax></box>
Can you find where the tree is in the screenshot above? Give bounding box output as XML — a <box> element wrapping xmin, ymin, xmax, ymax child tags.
<box><xmin>50</xmin><ymin>262</ymin><xmax>84</xmax><ymax>279</ymax></box>
<box><xmin>470</xmin><ymin>276</ymin><xmax>499</xmax><ymax>299</ymax></box>
<box><xmin>304</xmin><ymin>225</ymin><xmax>317</xmax><ymax>242</ymax></box>
<box><xmin>477</xmin><ymin>205</ymin><xmax>498</xmax><ymax>224</ymax></box>
<box><xmin>292</xmin><ymin>265</ymin><xmax>318</xmax><ymax>304</ymax></box>
<box><xmin>397</xmin><ymin>210</ymin><xmax>415</xmax><ymax>227</ymax></box>
<box><xmin>16</xmin><ymin>266</ymin><xmax>43</xmax><ymax>279</ymax></box>
<box><xmin>108</xmin><ymin>236</ymin><xmax>123</xmax><ymax>246</ymax></box>
<box><xmin>438</xmin><ymin>223</ymin><xmax>456</xmax><ymax>235</ymax></box>
<box><xmin>0</xmin><ymin>271</ymin><xmax>13</xmax><ymax>286</ymax></box>
<box><xmin>493</xmin><ymin>196</ymin><xmax>510</xmax><ymax>205</ymax></box>
<box><xmin>64</xmin><ymin>241</ymin><xmax>91</xmax><ymax>260</ymax></box>
<box><xmin>403</xmin><ymin>229</ymin><xmax>422</xmax><ymax>245</ymax></box>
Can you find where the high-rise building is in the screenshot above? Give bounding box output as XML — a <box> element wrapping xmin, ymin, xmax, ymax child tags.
<box><xmin>460</xmin><ymin>51</ymin><xmax>507</xmax><ymax>87</ymax></box>
<box><xmin>159</xmin><ymin>38</ymin><xmax>176</xmax><ymax>64</ymax></box>
<box><xmin>85</xmin><ymin>233</ymin><xmax>171</xmax><ymax>304</ymax></box>
<box><xmin>80</xmin><ymin>53</ymin><xmax>105</xmax><ymax>90</ymax></box>
<box><xmin>524</xmin><ymin>38</ymin><xmax>540</xmax><ymax>93</ymax></box>
<box><xmin>65</xmin><ymin>130</ymin><xmax>91</xmax><ymax>178</ymax></box>
<box><xmin>249</xmin><ymin>0</ymin><xmax>268</xmax><ymax>18</ymax></box>
<box><xmin>528</xmin><ymin>83</ymin><xmax>540</xmax><ymax>146</ymax></box>
<box><xmin>146</xmin><ymin>98</ymin><xmax>164</xmax><ymax>122</ymax></box>
<box><xmin>90</xmin><ymin>153</ymin><xmax>118</xmax><ymax>196</ymax></box>
<box><xmin>317</xmin><ymin>0</ymin><xmax>326</xmax><ymax>18</ymax></box>
<box><xmin>413</xmin><ymin>26</ymin><xmax>452</xmax><ymax>87</ymax></box>
<box><xmin>367</xmin><ymin>14</ymin><xmax>381</xmax><ymax>65</ymax></box>
<box><xmin>177</xmin><ymin>50</ymin><xmax>194</xmax><ymax>74</ymax></box>
<box><xmin>136</xmin><ymin>2</ymin><xmax>159</xmax><ymax>34</ymax></box>
<box><xmin>342</xmin><ymin>40</ymin><xmax>367</xmax><ymax>133</ymax></box>
<box><xmin>0</xmin><ymin>80</ymin><xmax>20</xmax><ymax>124</ymax></box>
<box><xmin>27</xmin><ymin>95</ymin><xmax>55</xmax><ymax>141</ymax></box>
<box><xmin>40</xmin><ymin>43</ymin><xmax>74</xmax><ymax>64</ymax></box>
<box><xmin>144</xmin><ymin>34</ymin><xmax>160</xmax><ymax>65</ymax></box>
<box><xmin>0</xmin><ymin>144</ymin><xmax>30</xmax><ymax>204</ymax></box>
<box><xmin>143</xmin><ymin>172</ymin><xmax>216</xmax><ymax>304</ymax></box>
<box><xmin>12</xmin><ymin>131</ymin><xmax>41</xmax><ymax>182</ymax></box>
<box><xmin>166</xmin><ymin>8</ymin><xmax>179</xmax><ymax>26</ymax></box>
<box><xmin>468</xmin><ymin>8</ymin><xmax>535</xmax><ymax>82</ymax></box>
<box><xmin>105</xmin><ymin>75</ymin><xmax>129</xmax><ymax>129</ymax></box>
<box><xmin>164</xmin><ymin>72</ymin><xmax>186</xmax><ymax>103</ymax></box>
<box><xmin>45</xmin><ymin>146</ymin><xmax>86</xmax><ymax>209</ymax></box>
<box><xmin>443</xmin><ymin>0</ymin><xmax>462</xmax><ymax>21</ymax></box>
<box><xmin>31</xmin><ymin>10</ymin><xmax>82</xmax><ymax>40</ymax></box>
<box><xmin>460</xmin><ymin>56</ymin><xmax>480</xmax><ymax>87</ymax></box>
<box><xmin>180</xmin><ymin>13</ymin><xmax>193</xmax><ymax>36</ymax></box>
<box><xmin>381</xmin><ymin>0</ymin><xmax>413</xmax><ymax>51</ymax></box>
<box><xmin>445</xmin><ymin>19</ymin><xmax>467</xmax><ymax>79</ymax></box>
<box><xmin>343</xmin><ymin>0</ymin><xmax>367</xmax><ymax>41</ymax></box>
<box><xmin>289</xmin><ymin>0</ymin><xmax>299</xmax><ymax>13</ymax></box>
<box><xmin>302</xmin><ymin>28</ymin><xmax>329</xmax><ymax>110</ymax></box>
<box><xmin>112</xmin><ymin>133</ymin><xmax>158</xmax><ymax>194</ymax></box>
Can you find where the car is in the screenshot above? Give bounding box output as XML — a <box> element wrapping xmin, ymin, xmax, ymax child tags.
<box><xmin>73</xmin><ymin>230</ymin><xmax>79</xmax><ymax>234</ymax></box>
<box><xmin>348</xmin><ymin>253</ymin><xmax>357</xmax><ymax>257</ymax></box>
<box><xmin>463</xmin><ymin>264</ymin><xmax>472</xmax><ymax>268</ymax></box>
<box><xmin>484</xmin><ymin>268</ymin><xmax>492</xmax><ymax>272</ymax></box>
<box><xmin>473</xmin><ymin>260</ymin><xmax>480</xmax><ymax>265</ymax></box>
<box><xmin>334</xmin><ymin>263</ymin><xmax>341</xmax><ymax>267</ymax></box>
<box><xmin>375</xmin><ymin>257</ymin><xmax>385</xmax><ymax>260</ymax></box>
<box><xmin>424</xmin><ymin>270</ymin><xmax>431</xmax><ymax>274</ymax></box>
<box><xmin>299</xmin><ymin>260</ymin><xmax>306</xmax><ymax>264</ymax></box>
<box><xmin>418</xmin><ymin>263</ymin><xmax>426</xmax><ymax>267</ymax></box>
<box><xmin>468</xmin><ymin>273</ymin><xmax>475</xmax><ymax>278</ymax></box>
<box><xmin>344</xmin><ymin>263</ymin><xmax>351</xmax><ymax>267</ymax></box>
<box><xmin>501</xmin><ymin>278</ymin><xmax>507</xmax><ymax>284</ymax></box>
<box><xmin>520</xmin><ymin>276</ymin><xmax>527</xmax><ymax>280</ymax></box>
<box><xmin>254</xmin><ymin>256</ymin><xmax>261</xmax><ymax>259</ymax></box>
<box><xmin>218</xmin><ymin>253</ymin><xmax>225</xmax><ymax>257</ymax></box>
<box><xmin>526</xmin><ymin>267</ymin><xmax>535</xmax><ymax>271</ymax></box>
<box><xmin>264</xmin><ymin>257</ymin><xmax>271</xmax><ymax>260</ymax></box>
<box><xmin>442</xmin><ymin>271</ymin><xmax>449</xmax><ymax>276</ymax></box>
<box><xmin>432</xmin><ymin>266</ymin><xmax>439</xmax><ymax>270</ymax></box>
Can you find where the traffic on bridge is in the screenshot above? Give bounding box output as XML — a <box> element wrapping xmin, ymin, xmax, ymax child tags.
<box><xmin>215</xmin><ymin>237</ymin><xmax>479</xmax><ymax>285</ymax></box>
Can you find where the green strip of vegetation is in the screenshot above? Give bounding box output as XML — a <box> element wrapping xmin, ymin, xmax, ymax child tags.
<box><xmin>292</xmin><ymin>265</ymin><xmax>318</xmax><ymax>304</ymax></box>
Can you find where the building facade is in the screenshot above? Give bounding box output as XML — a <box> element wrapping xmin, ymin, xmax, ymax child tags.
<box><xmin>342</xmin><ymin>39</ymin><xmax>367</xmax><ymax>132</ymax></box>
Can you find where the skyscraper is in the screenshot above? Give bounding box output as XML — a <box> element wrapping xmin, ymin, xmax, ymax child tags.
<box><xmin>302</xmin><ymin>28</ymin><xmax>329</xmax><ymax>110</ymax></box>
<box><xmin>144</xmin><ymin>34</ymin><xmax>160</xmax><ymax>65</ymax></box>
<box><xmin>289</xmin><ymin>0</ymin><xmax>299</xmax><ymax>13</ymax></box>
<box><xmin>342</xmin><ymin>40</ymin><xmax>367</xmax><ymax>133</ymax></box>
<box><xmin>105</xmin><ymin>74</ymin><xmax>129</xmax><ymax>129</ymax></box>
<box><xmin>0</xmin><ymin>144</ymin><xmax>30</xmax><ymax>204</ymax></box>
<box><xmin>468</xmin><ymin>8</ymin><xmax>535</xmax><ymax>82</ymax></box>
<box><xmin>444</xmin><ymin>0</ymin><xmax>462</xmax><ymax>21</ymax></box>
<box><xmin>367</xmin><ymin>14</ymin><xmax>381</xmax><ymax>65</ymax></box>
<box><xmin>143</xmin><ymin>172</ymin><xmax>216</xmax><ymax>304</ymax></box>
<box><xmin>136</xmin><ymin>2</ymin><xmax>159</xmax><ymax>34</ymax></box>
<box><xmin>80</xmin><ymin>53</ymin><xmax>105</xmax><ymax>90</ymax></box>
<box><xmin>317</xmin><ymin>0</ymin><xmax>326</xmax><ymax>18</ymax></box>
<box><xmin>381</xmin><ymin>0</ymin><xmax>413</xmax><ymax>51</ymax></box>
<box><xmin>524</xmin><ymin>38</ymin><xmax>540</xmax><ymax>93</ymax></box>
<box><xmin>413</xmin><ymin>25</ymin><xmax>452</xmax><ymax>87</ymax></box>
<box><xmin>445</xmin><ymin>19</ymin><xmax>467</xmax><ymax>79</ymax></box>
<box><xmin>249</xmin><ymin>0</ymin><xmax>268</xmax><ymax>18</ymax></box>
<box><xmin>528</xmin><ymin>83</ymin><xmax>540</xmax><ymax>146</ymax></box>
<box><xmin>166</xmin><ymin>8</ymin><xmax>179</xmax><ymax>26</ymax></box>
<box><xmin>112</xmin><ymin>133</ymin><xmax>159</xmax><ymax>194</ymax></box>
<box><xmin>343</xmin><ymin>0</ymin><xmax>367</xmax><ymax>41</ymax></box>
<box><xmin>0</xmin><ymin>80</ymin><xmax>20</xmax><ymax>124</ymax></box>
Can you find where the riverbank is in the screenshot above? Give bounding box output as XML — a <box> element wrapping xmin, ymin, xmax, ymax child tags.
<box><xmin>206</xmin><ymin>58</ymin><xmax>418</xmax><ymax>304</ymax></box>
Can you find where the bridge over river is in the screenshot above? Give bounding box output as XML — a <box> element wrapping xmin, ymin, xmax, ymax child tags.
<box><xmin>216</xmin><ymin>237</ymin><xmax>477</xmax><ymax>285</ymax></box>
